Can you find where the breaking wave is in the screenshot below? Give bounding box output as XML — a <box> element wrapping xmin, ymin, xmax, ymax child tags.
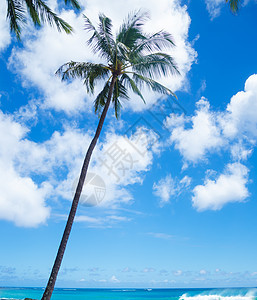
<box><xmin>179</xmin><ymin>289</ymin><xmax>257</xmax><ymax>300</ymax></box>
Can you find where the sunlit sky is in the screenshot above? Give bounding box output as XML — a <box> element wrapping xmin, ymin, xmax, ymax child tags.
<box><xmin>0</xmin><ymin>0</ymin><xmax>257</xmax><ymax>288</ymax></box>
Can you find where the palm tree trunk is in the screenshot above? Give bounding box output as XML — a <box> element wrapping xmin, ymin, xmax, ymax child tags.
<box><xmin>41</xmin><ymin>75</ymin><xmax>117</xmax><ymax>300</ymax></box>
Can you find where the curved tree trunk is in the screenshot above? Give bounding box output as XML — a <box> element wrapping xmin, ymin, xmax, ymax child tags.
<box><xmin>41</xmin><ymin>75</ymin><xmax>117</xmax><ymax>300</ymax></box>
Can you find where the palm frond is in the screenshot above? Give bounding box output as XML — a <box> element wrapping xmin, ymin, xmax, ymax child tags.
<box><xmin>23</xmin><ymin>0</ymin><xmax>40</xmax><ymax>26</ymax></box>
<box><xmin>112</xmin><ymin>78</ymin><xmax>129</xmax><ymax>119</ymax></box>
<box><xmin>116</xmin><ymin>10</ymin><xmax>148</xmax><ymax>49</ymax></box>
<box><xmin>132</xmin><ymin>72</ymin><xmax>177</xmax><ymax>98</ymax></box>
<box><xmin>133</xmin><ymin>30</ymin><xmax>175</xmax><ymax>55</ymax></box>
<box><xmin>84</xmin><ymin>14</ymin><xmax>114</xmax><ymax>60</ymax></box>
<box><xmin>56</xmin><ymin>61</ymin><xmax>110</xmax><ymax>93</ymax></box>
<box><xmin>130</xmin><ymin>53</ymin><xmax>179</xmax><ymax>78</ymax></box>
<box><xmin>226</xmin><ymin>0</ymin><xmax>241</xmax><ymax>13</ymax></box>
<box><xmin>7</xmin><ymin>0</ymin><xmax>26</xmax><ymax>40</ymax></box>
<box><xmin>115</xmin><ymin>41</ymin><xmax>131</xmax><ymax>63</ymax></box>
<box><xmin>120</xmin><ymin>73</ymin><xmax>145</xmax><ymax>103</ymax></box>
<box><xmin>94</xmin><ymin>81</ymin><xmax>110</xmax><ymax>115</ymax></box>
<box><xmin>98</xmin><ymin>14</ymin><xmax>115</xmax><ymax>56</ymax></box>
<box><xmin>64</xmin><ymin>0</ymin><xmax>81</xmax><ymax>10</ymax></box>
<box><xmin>35</xmin><ymin>0</ymin><xmax>73</xmax><ymax>33</ymax></box>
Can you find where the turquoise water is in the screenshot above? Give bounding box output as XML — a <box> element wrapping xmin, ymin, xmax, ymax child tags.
<box><xmin>0</xmin><ymin>288</ymin><xmax>257</xmax><ymax>300</ymax></box>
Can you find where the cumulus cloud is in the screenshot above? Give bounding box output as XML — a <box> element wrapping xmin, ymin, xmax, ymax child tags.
<box><xmin>23</xmin><ymin>125</ymin><xmax>157</xmax><ymax>208</ymax></box>
<box><xmin>192</xmin><ymin>163</ymin><xmax>249</xmax><ymax>211</ymax></box>
<box><xmin>221</xmin><ymin>74</ymin><xmax>257</xmax><ymax>138</ymax></box>
<box><xmin>9</xmin><ymin>10</ymin><xmax>91</xmax><ymax>114</ymax></box>
<box><xmin>0</xmin><ymin>111</ymin><xmax>50</xmax><ymax>227</ymax></box>
<box><xmin>166</xmin><ymin>98</ymin><xmax>224</xmax><ymax>163</ymax></box>
<box><xmin>0</xmin><ymin>101</ymin><xmax>160</xmax><ymax>226</ymax></box>
<box><xmin>166</xmin><ymin>74</ymin><xmax>257</xmax><ymax>164</ymax></box>
<box><xmin>96</xmin><ymin>131</ymin><xmax>156</xmax><ymax>206</ymax></box>
<box><xmin>8</xmin><ymin>0</ymin><xmax>196</xmax><ymax>113</ymax></box>
<box><xmin>165</xmin><ymin>74</ymin><xmax>257</xmax><ymax>211</ymax></box>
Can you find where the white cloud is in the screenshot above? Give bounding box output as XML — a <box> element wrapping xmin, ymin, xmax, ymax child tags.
<box><xmin>142</xmin><ymin>268</ymin><xmax>155</xmax><ymax>273</ymax></box>
<box><xmin>153</xmin><ymin>174</ymin><xmax>192</xmax><ymax>206</ymax></box>
<box><xmin>79</xmin><ymin>127</ymin><xmax>158</xmax><ymax>208</ymax></box>
<box><xmin>221</xmin><ymin>74</ymin><xmax>257</xmax><ymax>139</ymax></box>
<box><xmin>167</xmin><ymin>98</ymin><xmax>224</xmax><ymax>163</ymax></box>
<box><xmin>180</xmin><ymin>175</ymin><xmax>192</xmax><ymax>188</ymax></box>
<box><xmin>0</xmin><ymin>101</ymin><xmax>159</xmax><ymax>226</ymax></box>
<box><xmin>164</xmin><ymin>74</ymin><xmax>257</xmax><ymax>211</ymax></box>
<box><xmin>153</xmin><ymin>174</ymin><xmax>176</xmax><ymax>205</ymax></box>
<box><xmin>147</xmin><ymin>232</ymin><xmax>174</xmax><ymax>240</ymax></box>
<box><xmin>205</xmin><ymin>0</ymin><xmax>257</xmax><ymax>19</ymax></box>
<box><xmin>0</xmin><ymin>2</ymin><xmax>11</xmax><ymax>50</ymax></box>
<box><xmin>174</xmin><ymin>270</ymin><xmax>183</xmax><ymax>276</ymax></box>
<box><xmin>19</xmin><ymin>125</ymin><xmax>157</xmax><ymax>209</ymax></box>
<box><xmin>166</xmin><ymin>74</ymin><xmax>257</xmax><ymax>211</ymax></box>
<box><xmin>205</xmin><ymin>0</ymin><xmax>224</xmax><ymax>19</ymax></box>
<box><xmin>0</xmin><ymin>111</ymin><xmax>50</xmax><ymax>227</ymax></box>
<box><xmin>192</xmin><ymin>163</ymin><xmax>249</xmax><ymax>211</ymax></box>
<box><xmin>9</xmin><ymin>10</ymin><xmax>91</xmax><ymax>114</ymax></box>
<box><xmin>9</xmin><ymin>0</ymin><xmax>196</xmax><ymax>113</ymax></box>
<box><xmin>110</xmin><ymin>275</ymin><xmax>120</xmax><ymax>283</ymax></box>
<box><xmin>74</xmin><ymin>214</ymin><xmax>131</xmax><ymax>228</ymax></box>
<box><xmin>230</xmin><ymin>142</ymin><xmax>253</xmax><ymax>161</ymax></box>
<box><xmin>166</xmin><ymin>75</ymin><xmax>257</xmax><ymax>164</ymax></box>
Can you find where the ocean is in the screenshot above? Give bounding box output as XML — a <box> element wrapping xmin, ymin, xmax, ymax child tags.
<box><xmin>0</xmin><ymin>288</ymin><xmax>257</xmax><ymax>300</ymax></box>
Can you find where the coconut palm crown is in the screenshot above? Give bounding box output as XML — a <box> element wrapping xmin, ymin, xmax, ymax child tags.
<box><xmin>6</xmin><ymin>0</ymin><xmax>80</xmax><ymax>40</ymax></box>
<box><xmin>56</xmin><ymin>10</ymin><xmax>179</xmax><ymax>119</ymax></box>
<box><xmin>41</xmin><ymin>11</ymin><xmax>179</xmax><ymax>300</ymax></box>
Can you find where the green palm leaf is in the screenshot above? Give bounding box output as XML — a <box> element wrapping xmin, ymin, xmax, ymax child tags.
<box><xmin>64</xmin><ymin>0</ymin><xmax>80</xmax><ymax>10</ymax></box>
<box><xmin>23</xmin><ymin>0</ymin><xmax>40</xmax><ymax>26</ymax></box>
<box><xmin>131</xmin><ymin>53</ymin><xmax>179</xmax><ymax>78</ymax></box>
<box><xmin>94</xmin><ymin>81</ymin><xmax>110</xmax><ymax>115</ymax></box>
<box><xmin>34</xmin><ymin>0</ymin><xmax>73</xmax><ymax>33</ymax></box>
<box><xmin>132</xmin><ymin>72</ymin><xmax>177</xmax><ymax>98</ymax></box>
<box><xmin>84</xmin><ymin>14</ymin><xmax>115</xmax><ymax>60</ymax></box>
<box><xmin>116</xmin><ymin>10</ymin><xmax>148</xmax><ymax>48</ymax></box>
<box><xmin>120</xmin><ymin>73</ymin><xmax>145</xmax><ymax>103</ymax></box>
<box><xmin>6</xmin><ymin>0</ymin><xmax>26</xmax><ymax>40</ymax></box>
<box><xmin>6</xmin><ymin>0</ymin><xmax>80</xmax><ymax>39</ymax></box>
<box><xmin>112</xmin><ymin>79</ymin><xmax>129</xmax><ymax>119</ymax></box>
<box><xmin>56</xmin><ymin>62</ymin><xmax>110</xmax><ymax>94</ymax></box>
<box><xmin>133</xmin><ymin>30</ymin><xmax>175</xmax><ymax>55</ymax></box>
<box><xmin>226</xmin><ymin>0</ymin><xmax>241</xmax><ymax>13</ymax></box>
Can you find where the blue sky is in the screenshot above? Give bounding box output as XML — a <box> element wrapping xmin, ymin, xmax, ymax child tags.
<box><xmin>0</xmin><ymin>0</ymin><xmax>257</xmax><ymax>289</ymax></box>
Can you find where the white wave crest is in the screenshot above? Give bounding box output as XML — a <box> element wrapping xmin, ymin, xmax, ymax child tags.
<box><xmin>179</xmin><ymin>292</ymin><xmax>257</xmax><ymax>300</ymax></box>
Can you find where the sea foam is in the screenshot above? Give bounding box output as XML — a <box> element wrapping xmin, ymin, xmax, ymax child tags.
<box><xmin>179</xmin><ymin>290</ymin><xmax>257</xmax><ymax>300</ymax></box>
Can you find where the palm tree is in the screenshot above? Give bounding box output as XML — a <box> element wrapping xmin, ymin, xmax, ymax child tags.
<box><xmin>41</xmin><ymin>10</ymin><xmax>179</xmax><ymax>300</ymax></box>
<box><xmin>225</xmin><ymin>0</ymin><xmax>241</xmax><ymax>13</ymax></box>
<box><xmin>6</xmin><ymin>0</ymin><xmax>80</xmax><ymax>40</ymax></box>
